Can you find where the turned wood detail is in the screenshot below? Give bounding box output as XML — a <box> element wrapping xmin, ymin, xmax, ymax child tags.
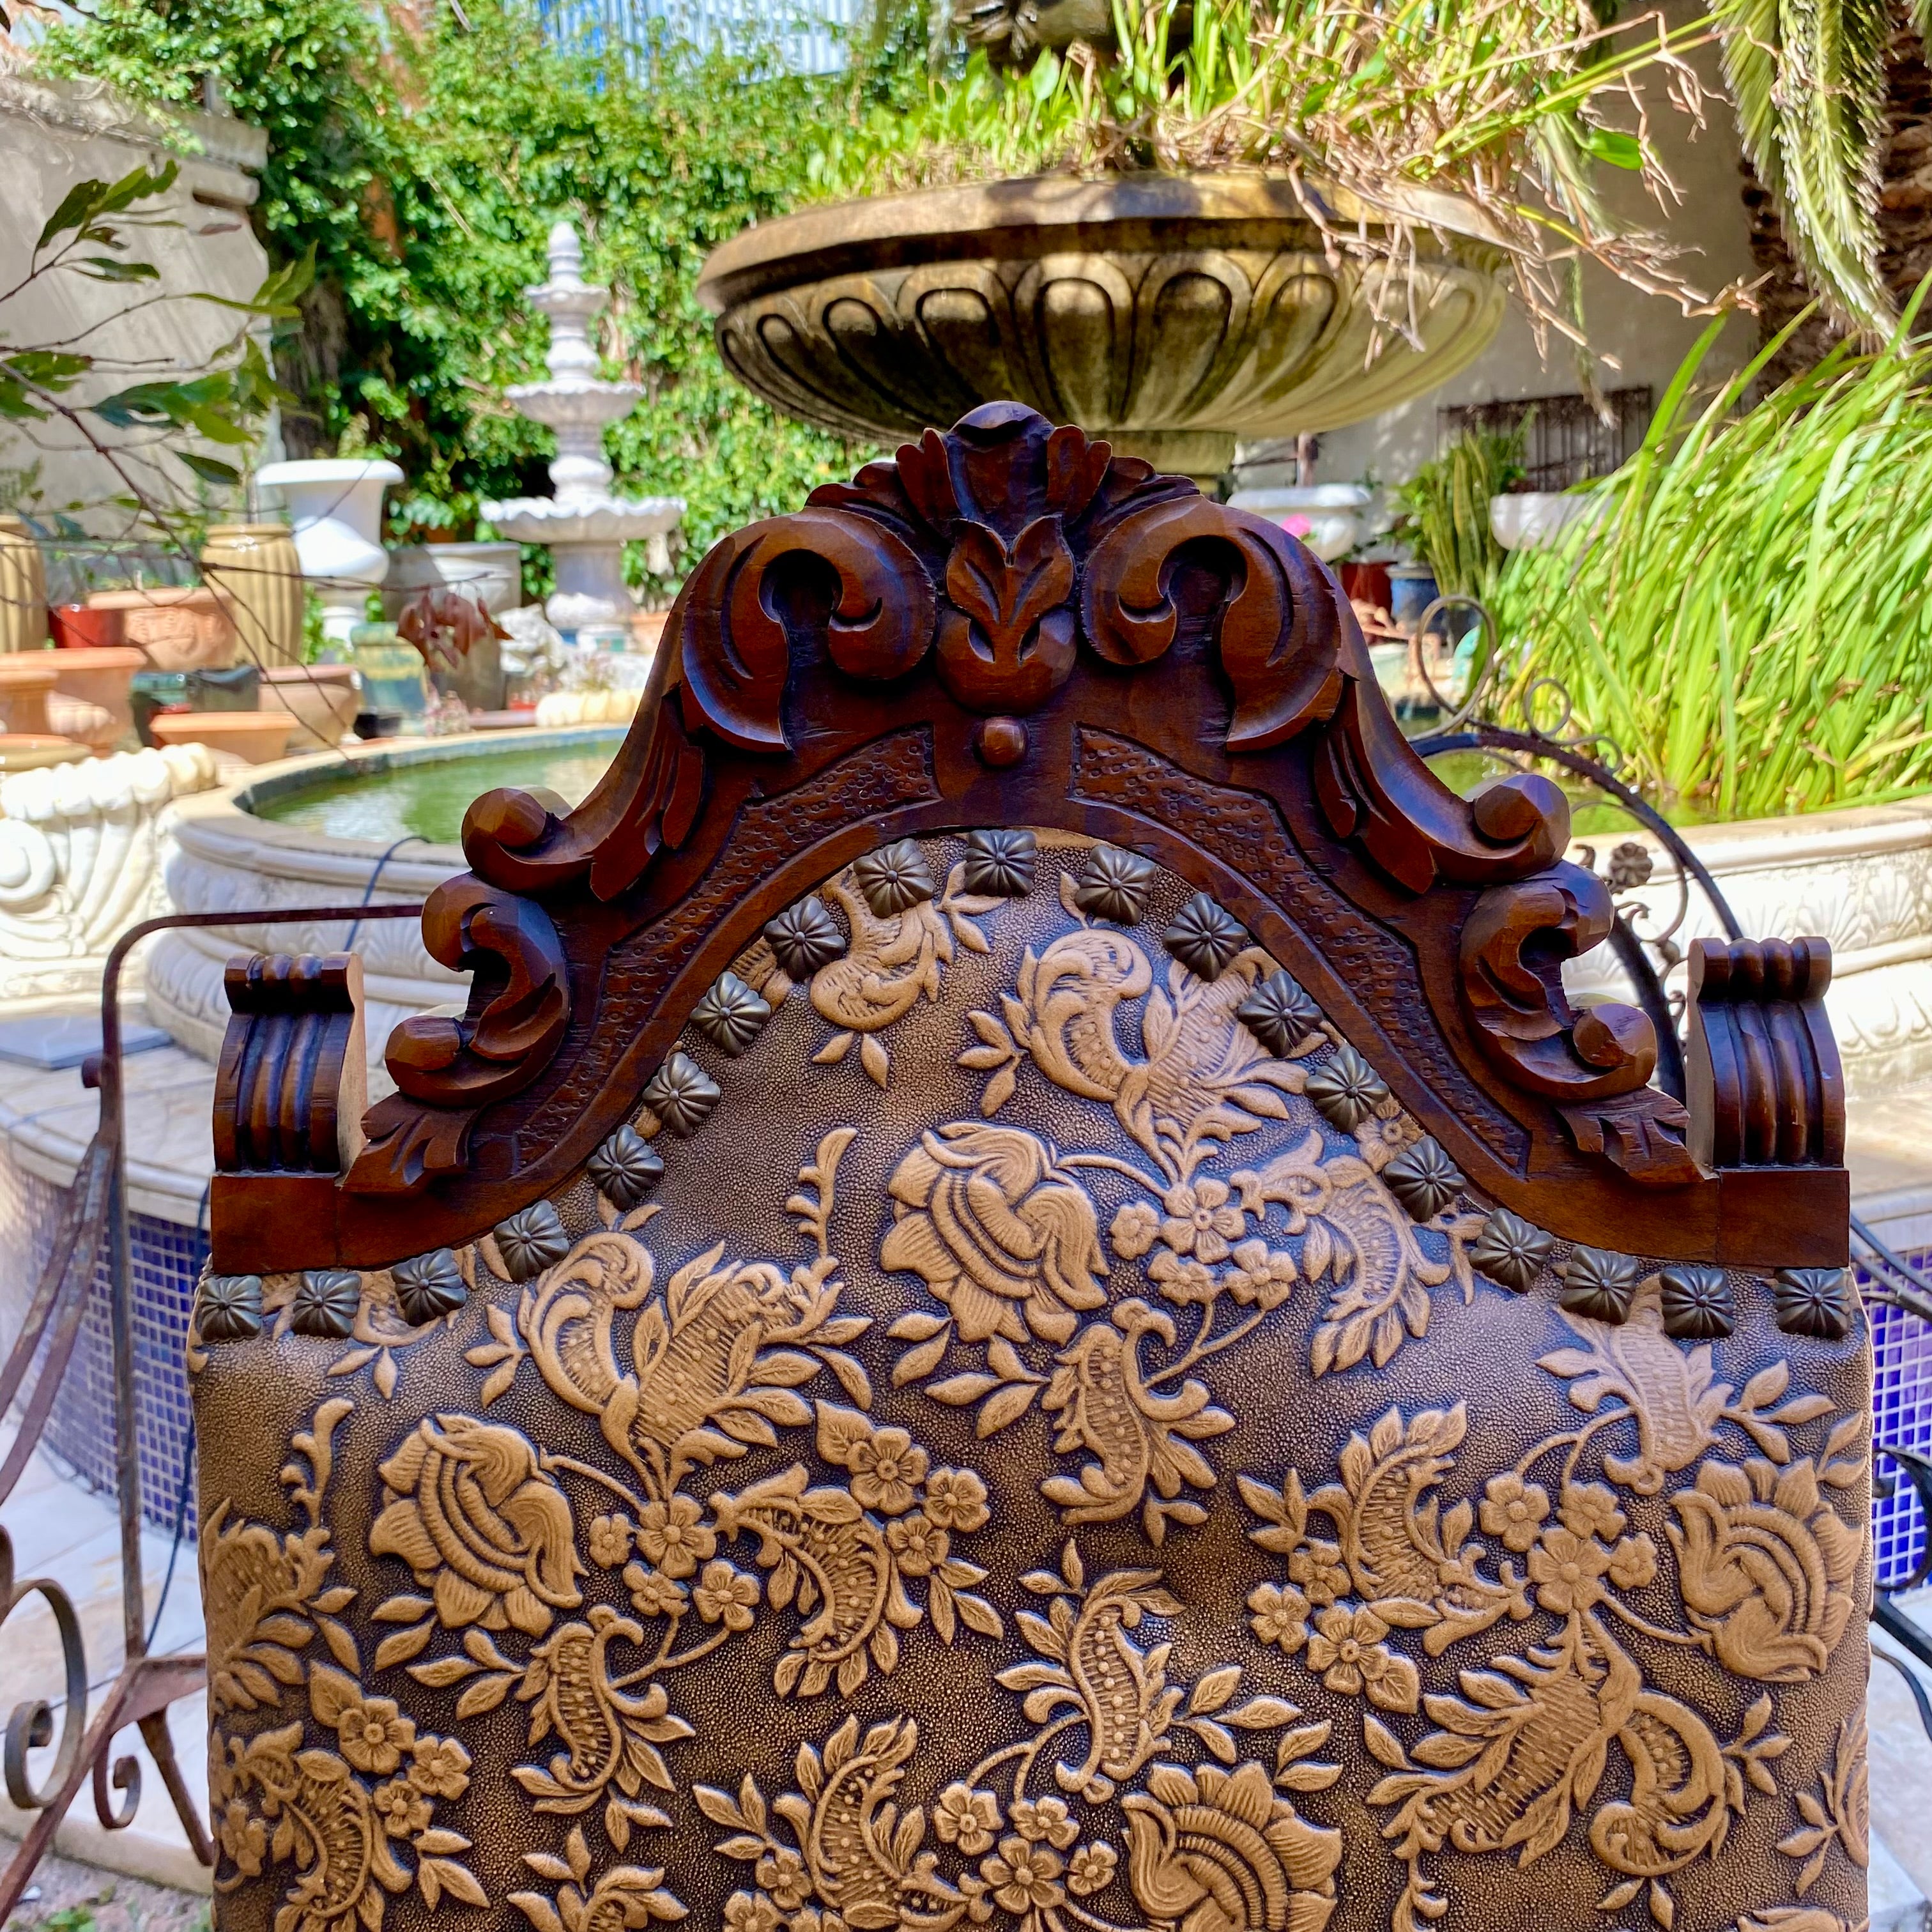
<box><xmin>214</xmin><ymin>952</ymin><xmax>367</xmax><ymax>1177</ymax></box>
<box><xmin>1685</xmin><ymin>937</ymin><xmax>1846</xmax><ymax>1170</ymax></box>
<box><xmin>208</xmin><ymin>402</ymin><xmax>1850</xmax><ymax>1271</ymax></box>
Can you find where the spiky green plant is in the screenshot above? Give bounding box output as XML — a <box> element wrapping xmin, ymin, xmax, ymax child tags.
<box><xmin>1491</xmin><ymin>292</ymin><xmax>1932</xmax><ymax>822</ymax></box>
<box><xmin>1396</xmin><ymin>429</ymin><xmax>1526</xmax><ymax>599</ymax></box>
<box><xmin>1710</xmin><ymin>0</ymin><xmax>1932</xmax><ymax>339</ymax></box>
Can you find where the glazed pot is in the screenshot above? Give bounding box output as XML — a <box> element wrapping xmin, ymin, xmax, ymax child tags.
<box><xmin>0</xmin><ymin>516</ymin><xmax>48</xmax><ymax>654</ymax></box>
<box><xmin>259</xmin><ymin>663</ymin><xmax>362</xmax><ymax>749</ymax></box>
<box><xmin>696</xmin><ymin>173</ymin><xmax>1507</xmax><ymax>484</ymax></box>
<box><xmin>1489</xmin><ymin>490</ymin><xmax>1607</xmax><ymax>551</ymax></box>
<box><xmin>50</xmin><ymin>602</ymin><xmax>124</xmax><ymax>651</ymax></box>
<box><xmin>87</xmin><ymin>585</ymin><xmax>238</xmax><ymax>670</ymax></box>
<box><xmin>0</xmin><ymin>732</ymin><xmax>88</xmax><ymax>774</ymax></box>
<box><xmin>256</xmin><ymin>458</ymin><xmax>403</xmax><ymax>647</ymax></box>
<box><xmin>148</xmin><ymin>709</ymin><xmax>295</xmax><ymax>765</ymax></box>
<box><xmin>201</xmin><ymin>522</ymin><xmax>307</xmax><ymax>667</ymax></box>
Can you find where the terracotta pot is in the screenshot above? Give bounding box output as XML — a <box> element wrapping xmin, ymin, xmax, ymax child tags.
<box><xmin>696</xmin><ymin>172</ymin><xmax>1508</xmax><ymax>484</ymax></box>
<box><xmin>201</xmin><ymin>522</ymin><xmax>306</xmax><ymax>667</ymax></box>
<box><xmin>0</xmin><ymin>516</ymin><xmax>48</xmax><ymax>654</ymax></box>
<box><xmin>0</xmin><ymin>732</ymin><xmax>88</xmax><ymax>774</ymax></box>
<box><xmin>87</xmin><ymin>585</ymin><xmax>238</xmax><ymax>670</ymax></box>
<box><xmin>50</xmin><ymin>602</ymin><xmax>124</xmax><ymax>650</ymax></box>
<box><xmin>0</xmin><ymin>655</ymin><xmax>60</xmax><ymax>735</ymax></box>
<box><xmin>148</xmin><ymin>709</ymin><xmax>294</xmax><ymax>765</ymax></box>
<box><xmin>259</xmin><ymin>663</ymin><xmax>362</xmax><ymax>748</ymax></box>
<box><xmin>46</xmin><ymin>643</ymin><xmax>144</xmax><ymax>746</ymax></box>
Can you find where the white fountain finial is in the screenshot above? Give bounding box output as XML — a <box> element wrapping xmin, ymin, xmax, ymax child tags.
<box><xmin>481</xmin><ymin>217</ymin><xmax>684</xmax><ymax>642</ymax></box>
<box><xmin>547</xmin><ymin>219</ymin><xmax>585</xmax><ymax>288</ymax></box>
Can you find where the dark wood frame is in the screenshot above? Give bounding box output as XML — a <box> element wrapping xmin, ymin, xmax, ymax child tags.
<box><xmin>210</xmin><ymin>404</ymin><xmax>1847</xmax><ymax>1273</ymax></box>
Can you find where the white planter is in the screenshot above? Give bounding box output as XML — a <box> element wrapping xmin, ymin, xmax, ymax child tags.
<box><xmin>1562</xmin><ymin>794</ymin><xmax>1932</xmax><ymax>1103</ymax></box>
<box><xmin>256</xmin><ymin>457</ymin><xmax>404</xmax><ymax>645</ymax></box>
<box><xmin>383</xmin><ymin>540</ymin><xmax>525</xmax><ymax>618</ymax></box>
<box><xmin>1490</xmin><ymin>490</ymin><xmax>1604</xmax><ymax>550</ymax></box>
<box><xmin>0</xmin><ymin>744</ymin><xmax>218</xmax><ymax>1008</ymax></box>
<box><xmin>1225</xmin><ymin>484</ymin><xmax>1372</xmax><ymax>561</ymax></box>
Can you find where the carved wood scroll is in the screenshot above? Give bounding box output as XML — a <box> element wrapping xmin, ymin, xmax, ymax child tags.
<box><xmin>209</xmin><ymin>401</ymin><xmax>1850</xmax><ymax>1273</ymax></box>
<box><xmin>1686</xmin><ymin>938</ymin><xmax>1846</xmax><ymax>1170</ymax></box>
<box><xmin>215</xmin><ymin>953</ymin><xmax>367</xmax><ymax>1177</ymax></box>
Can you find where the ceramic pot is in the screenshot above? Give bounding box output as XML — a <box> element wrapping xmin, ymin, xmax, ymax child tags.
<box><xmin>87</xmin><ymin>585</ymin><xmax>238</xmax><ymax>670</ymax></box>
<box><xmin>47</xmin><ymin>644</ymin><xmax>144</xmax><ymax>746</ymax></box>
<box><xmin>1387</xmin><ymin>565</ymin><xmax>1441</xmax><ymax>633</ymax></box>
<box><xmin>256</xmin><ymin>458</ymin><xmax>404</xmax><ymax>647</ymax></box>
<box><xmin>1489</xmin><ymin>490</ymin><xmax>1607</xmax><ymax>551</ymax></box>
<box><xmin>383</xmin><ymin>540</ymin><xmax>524</xmax><ymax>618</ymax></box>
<box><xmin>0</xmin><ymin>516</ymin><xmax>48</xmax><ymax>653</ymax></box>
<box><xmin>148</xmin><ymin>709</ymin><xmax>295</xmax><ymax>765</ymax></box>
<box><xmin>351</xmin><ymin>626</ymin><xmax>429</xmax><ymax>723</ymax></box>
<box><xmin>259</xmin><ymin>664</ymin><xmax>362</xmax><ymax>748</ymax></box>
<box><xmin>201</xmin><ymin>522</ymin><xmax>306</xmax><ymax>667</ymax></box>
<box><xmin>1225</xmin><ymin>484</ymin><xmax>1374</xmax><ymax>562</ymax></box>
<box><xmin>0</xmin><ymin>656</ymin><xmax>59</xmax><ymax>735</ymax></box>
<box><xmin>50</xmin><ymin>602</ymin><xmax>123</xmax><ymax>650</ymax></box>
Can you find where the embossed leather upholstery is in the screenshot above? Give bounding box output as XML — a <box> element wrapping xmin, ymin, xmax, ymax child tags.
<box><xmin>194</xmin><ymin>408</ymin><xmax>1867</xmax><ymax>1932</ymax></box>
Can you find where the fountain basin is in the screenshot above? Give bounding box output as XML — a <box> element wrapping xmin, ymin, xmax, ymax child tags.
<box><xmin>148</xmin><ymin>728</ymin><xmax>624</xmax><ymax>1084</ymax></box>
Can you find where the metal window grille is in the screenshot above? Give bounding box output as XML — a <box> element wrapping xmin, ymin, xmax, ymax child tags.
<box><xmin>537</xmin><ymin>0</ymin><xmax>864</xmax><ymax>75</ymax></box>
<box><xmin>1439</xmin><ymin>387</ymin><xmax>1652</xmax><ymax>494</ymax></box>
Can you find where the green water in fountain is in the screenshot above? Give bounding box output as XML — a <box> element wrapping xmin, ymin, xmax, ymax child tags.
<box><xmin>247</xmin><ymin>731</ymin><xmax>625</xmax><ymax>845</ymax></box>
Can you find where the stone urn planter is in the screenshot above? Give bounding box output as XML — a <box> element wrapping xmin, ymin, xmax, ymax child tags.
<box><xmin>256</xmin><ymin>457</ymin><xmax>404</xmax><ymax>646</ymax></box>
<box><xmin>697</xmin><ymin>173</ymin><xmax>1508</xmax><ymax>482</ymax></box>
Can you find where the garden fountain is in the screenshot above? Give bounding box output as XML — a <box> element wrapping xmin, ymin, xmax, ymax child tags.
<box><xmin>482</xmin><ymin>220</ymin><xmax>682</xmax><ymax>645</ymax></box>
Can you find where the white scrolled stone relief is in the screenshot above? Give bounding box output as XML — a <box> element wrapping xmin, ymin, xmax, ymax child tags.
<box><xmin>0</xmin><ymin>743</ymin><xmax>220</xmax><ymax>1004</ymax></box>
<box><xmin>1563</xmin><ymin>794</ymin><xmax>1932</xmax><ymax>1100</ymax></box>
<box><xmin>148</xmin><ymin>765</ymin><xmax>468</xmax><ymax>1096</ymax></box>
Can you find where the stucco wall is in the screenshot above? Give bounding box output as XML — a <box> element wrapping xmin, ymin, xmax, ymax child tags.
<box><xmin>1250</xmin><ymin>37</ymin><xmax>1761</xmax><ymax>491</ymax></box>
<box><xmin>0</xmin><ymin>72</ymin><xmax>270</xmax><ymax>525</ymax></box>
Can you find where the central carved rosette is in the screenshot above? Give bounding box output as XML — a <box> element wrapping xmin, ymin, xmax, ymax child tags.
<box><xmin>193</xmin><ymin>829</ymin><xmax>1870</xmax><ymax>1932</ymax></box>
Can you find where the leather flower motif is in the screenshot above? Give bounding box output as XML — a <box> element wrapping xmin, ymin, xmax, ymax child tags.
<box><xmin>1304</xmin><ymin>1603</ymin><xmax>1420</xmax><ymax>1711</ymax></box>
<box><xmin>588</xmin><ymin>1124</ymin><xmax>663</xmax><ymax>1209</ymax></box>
<box><xmin>1124</xmin><ymin>1762</ymin><xmax>1341</xmax><ymax>1932</ymax></box>
<box><xmin>369</xmin><ymin>1414</ymin><xmax>583</xmax><ymax>1634</ymax></box>
<box><xmin>291</xmin><ymin>1268</ymin><xmax>362</xmax><ymax>1338</ymax></box>
<box><xmin>197</xmin><ymin>1273</ymin><xmax>263</xmax><ymax>1342</ymax></box>
<box><xmin>1667</xmin><ymin>1457</ymin><xmax>1862</xmax><ymax>1681</ymax></box>
<box><xmin>882</xmin><ymin>1123</ymin><xmax>1106</xmax><ymax>1344</ymax></box>
<box><xmin>391</xmin><ymin>1248</ymin><xmax>467</xmax><ymax>1326</ymax></box>
<box><xmin>1235</xmin><ymin>970</ymin><xmax>1324</xmax><ymax>1057</ymax></box>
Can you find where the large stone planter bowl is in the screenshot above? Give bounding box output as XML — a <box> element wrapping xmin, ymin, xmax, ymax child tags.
<box><xmin>696</xmin><ymin>173</ymin><xmax>1508</xmax><ymax>480</ymax></box>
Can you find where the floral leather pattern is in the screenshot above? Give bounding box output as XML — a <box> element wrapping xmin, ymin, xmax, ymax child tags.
<box><xmin>193</xmin><ymin>831</ymin><xmax>1869</xmax><ymax>1932</ymax></box>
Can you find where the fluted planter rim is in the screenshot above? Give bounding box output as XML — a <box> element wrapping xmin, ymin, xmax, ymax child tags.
<box><xmin>696</xmin><ymin>169</ymin><xmax>1510</xmax><ymax>315</ymax></box>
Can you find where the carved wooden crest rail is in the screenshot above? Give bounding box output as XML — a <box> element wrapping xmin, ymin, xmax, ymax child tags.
<box><xmin>195</xmin><ymin>405</ymin><xmax>1866</xmax><ymax>1932</ymax></box>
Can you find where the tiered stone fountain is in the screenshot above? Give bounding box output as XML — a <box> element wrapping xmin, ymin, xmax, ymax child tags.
<box><xmin>482</xmin><ymin>221</ymin><xmax>682</xmax><ymax>645</ymax></box>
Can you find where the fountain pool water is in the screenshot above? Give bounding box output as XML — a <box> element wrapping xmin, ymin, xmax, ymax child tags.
<box><xmin>246</xmin><ymin>728</ymin><xmax>624</xmax><ymax>845</ymax></box>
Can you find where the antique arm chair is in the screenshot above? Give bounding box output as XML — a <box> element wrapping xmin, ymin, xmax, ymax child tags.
<box><xmin>194</xmin><ymin>404</ymin><xmax>1867</xmax><ymax>1932</ymax></box>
